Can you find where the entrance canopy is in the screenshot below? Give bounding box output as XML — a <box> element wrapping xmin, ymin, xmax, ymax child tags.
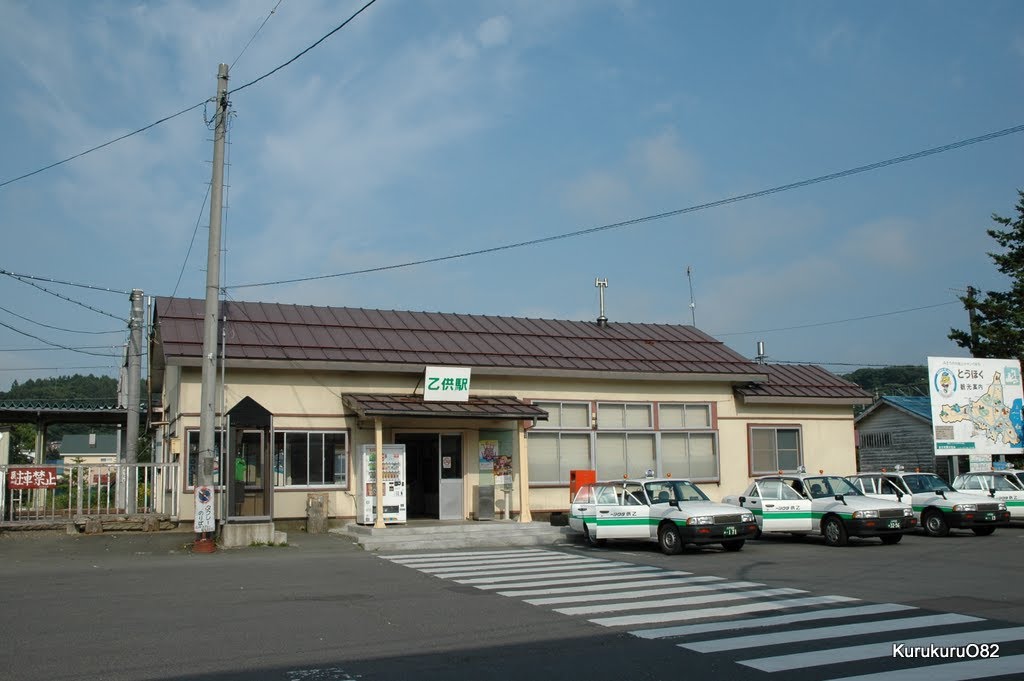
<box><xmin>343</xmin><ymin>394</ymin><xmax>548</xmax><ymax>421</ymax></box>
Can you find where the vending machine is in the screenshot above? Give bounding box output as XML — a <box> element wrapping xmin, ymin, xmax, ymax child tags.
<box><xmin>356</xmin><ymin>444</ymin><xmax>407</xmax><ymax>525</ymax></box>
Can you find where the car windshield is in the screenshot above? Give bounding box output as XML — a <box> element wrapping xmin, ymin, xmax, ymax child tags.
<box><xmin>645</xmin><ymin>480</ymin><xmax>710</xmax><ymax>503</ymax></box>
<box><xmin>803</xmin><ymin>476</ymin><xmax>862</xmax><ymax>498</ymax></box>
<box><xmin>903</xmin><ymin>474</ymin><xmax>953</xmax><ymax>493</ymax></box>
<box><xmin>990</xmin><ymin>475</ymin><xmax>1023</xmax><ymax>492</ymax></box>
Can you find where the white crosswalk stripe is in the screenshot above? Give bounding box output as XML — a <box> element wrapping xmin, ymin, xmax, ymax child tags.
<box><xmin>380</xmin><ymin>547</ymin><xmax>1024</xmax><ymax>680</ymax></box>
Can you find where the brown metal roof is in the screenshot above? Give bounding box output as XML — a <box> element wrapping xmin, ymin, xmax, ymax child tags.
<box><xmin>733</xmin><ymin>364</ymin><xmax>872</xmax><ymax>404</ymax></box>
<box><xmin>153</xmin><ymin>297</ymin><xmax>768</xmax><ymax>379</ymax></box>
<box><xmin>343</xmin><ymin>394</ymin><xmax>549</xmax><ymax>420</ymax></box>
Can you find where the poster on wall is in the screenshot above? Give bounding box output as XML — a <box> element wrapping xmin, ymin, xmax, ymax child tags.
<box><xmin>927</xmin><ymin>356</ymin><xmax>1024</xmax><ymax>457</ymax></box>
<box><xmin>479</xmin><ymin>440</ymin><xmax>498</xmax><ymax>472</ymax></box>
<box><xmin>493</xmin><ymin>453</ymin><xmax>513</xmax><ymax>487</ymax></box>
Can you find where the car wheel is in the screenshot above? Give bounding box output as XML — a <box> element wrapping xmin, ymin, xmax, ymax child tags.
<box><xmin>880</xmin><ymin>534</ymin><xmax>902</xmax><ymax>545</ymax></box>
<box><xmin>972</xmin><ymin>526</ymin><xmax>996</xmax><ymax>536</ymax></box>
<box><xmin>658</xmin><ymin>523</ymin><xmax>683</xmax><ymax>555</ymax></box>
<box><xmin>583</xmin><ymin>523</ymin><xmax>605</xmax><ymax>548</ymax></box>
<box><xmin>722</xmin><ymin>539</ymin><xmax>745</xmax><ymax>552</ymax></box>
<box><xmin>822</xmin><ymin>516</ymin><xmax>848</xmax><ymax>547</ymax></box>
<box><xmin>923</xmin><ymin>509</ymin><xmax>949</xmax><ymax>538</ymax></box>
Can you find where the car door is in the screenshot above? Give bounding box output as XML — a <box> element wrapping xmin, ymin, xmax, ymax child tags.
<box><xmin>593</xmin><ymin>483</ymin><xmax>623</xmax><ymax>539</ymax></box>
<box><xmin>761</xmin><ymin>478</ymin><xmax>813</xmax><ymax>532</ymax></box>
<box><xmin>596</xmin><ymin>482</ymin><xmax>650</xmax><ymax>540</ymax></box>
<box><xmin>569</xmin><ymin>484</ymin><xmax>594</xmax><ymax>535</ymax></box>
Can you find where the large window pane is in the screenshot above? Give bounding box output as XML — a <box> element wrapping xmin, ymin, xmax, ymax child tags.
<box><xmin>625</xmin><ymin>405</ymin><xmax>651</xmax><ymax>429</ymax></box>
<box><xmin>527</xmin><ymin>433</ymin><xmax>559</xmax><ymax>482</ymax></box>
<box><xmin>661</xmin><ymin>433</ymin><xmax>688</xmax><ymax>477</ymax></box>
<box><xmin>598</xmin><ymin>404</ymin><xmax>625</xmax><ymax>429</ymax></box>
<box><xmin>326</xmin><ymin>433</ymin><xmax>346</xmax><ymax>485</ymax></box>
<box><xmin>562</xmin><ymin>403</ymin><xmax>590</xmax><ymax>428</ymax></box>
<box><xmin>689</xmin><ymin>433</ymin><xmax>717</xmax><ymax>478</ymax></box>
<box><xmin>626</xmin><ymin>433</ymin><xmax>656</xmax><ymax>479</ymax></box>
<box><xmin>559</xmin><ymin>434</ymin><xmax>591</xmax><ymax>482</ymax></box>
<box><xmin>596</xmin><ymin>433</ymin><xmax>626</xmax><ymax>479</ymax></box>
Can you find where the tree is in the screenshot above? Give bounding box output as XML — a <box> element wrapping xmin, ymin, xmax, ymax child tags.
<box><xmin>842</xmin><ymin>366</ymin><xmax>928</xmax><ymax>397</ymax></box>
<box><xmin>950</xmin><ymin>189</ymin><xmax>1024</xmax><ymax>360</ymax></box>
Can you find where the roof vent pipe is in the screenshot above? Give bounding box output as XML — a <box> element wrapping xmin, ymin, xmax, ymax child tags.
<box><xmin>595</xmin><ymin>278</ymin><xmax>608</xmax><ymax>327</ymax></box>
<box><xmin>756</xmin><ymin>340</ymin><xmax>766</xmax><ymax>364</ymax></box>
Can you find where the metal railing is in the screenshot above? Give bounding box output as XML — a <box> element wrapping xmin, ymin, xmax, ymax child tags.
<box><xmin>1</xmin><ymin>463</ymin><xmax>180</xmax><ymax>525</ymax></box>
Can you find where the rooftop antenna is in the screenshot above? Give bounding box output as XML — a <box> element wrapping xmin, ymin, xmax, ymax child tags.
<box><xmin>686</xmin><ymin>265</ymin><xmax>696</xmax><ymax>326</ymax></box>
<box><xmin>756</xmin><ymin>340</ymin><xmax>766</xmax><ymax>364</ymax></box>
<box><xmin>595</xmin><ymin>278</ymin><xmax>608</xmax><ymax>327</ymax></box>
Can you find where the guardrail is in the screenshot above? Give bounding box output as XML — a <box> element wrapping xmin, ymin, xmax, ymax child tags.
<box><xmin>0</xmin><ymin>463</ymin><xmax>180</xmax><ymax>525</ymax></box>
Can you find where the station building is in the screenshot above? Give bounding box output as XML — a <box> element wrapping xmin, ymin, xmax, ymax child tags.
<box><xmin>148</xmin><ymin>296</ymin><xmax>871</xmax><ymax>528</ymax></box>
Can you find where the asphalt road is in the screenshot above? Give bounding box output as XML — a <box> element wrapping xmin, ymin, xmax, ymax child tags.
<box><xmin>1</xmin><ymin>525</ymin><xmax>1023</xmax><ymax>681</ymax></box>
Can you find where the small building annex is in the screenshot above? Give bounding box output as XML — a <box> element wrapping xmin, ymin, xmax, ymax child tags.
<box><xmin>148</xmin><ymin>296</ymin><xmax>871</xmax><ymax>526</ymax></box>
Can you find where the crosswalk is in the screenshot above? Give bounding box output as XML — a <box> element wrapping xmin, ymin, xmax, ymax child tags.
<box><xmin>380</xmin><ymin>547</ymin><xmax>1024</xmax><ymax>680</ymax></box>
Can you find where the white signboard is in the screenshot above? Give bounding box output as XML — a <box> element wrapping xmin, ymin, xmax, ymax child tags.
<box><xmin>927</xmin><ymin>356</ymin><xmax>1024</xmax><ymax>457</ymax></box>
<box><xmin>424</xmin><ymin>366</ymin><xmax>471</xmax><ymax>402</ymax></box>
<box><xmin>194</xmin><ymin>485</ymin><xmax>215</xmax><ymax>533</ymax></box>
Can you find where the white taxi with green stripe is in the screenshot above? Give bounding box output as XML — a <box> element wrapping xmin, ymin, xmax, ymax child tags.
<box><xmin>849</xmin><ymin>469</ymin><xmax>1011</xmax><ymax>537</ymax></box>
<box><xmin>722</xmin><ymin>471</ymin><xmax>916</xmax><ymax>547</ymax></box>
<box><xmin>568</xmin><ymin>477</ymin><xmax>757</xmax><ymax>555</ymax></box>
<box><xmin>952</xmin><ymin>469</ymin><xmax>1024</xmax><ymax>519</ymax></box>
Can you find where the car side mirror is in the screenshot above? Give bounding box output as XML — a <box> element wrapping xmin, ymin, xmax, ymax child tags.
<box><xmin>739</xmin><ymin>496</ymin><xmax>747</xmax><ymax>504</ymax></box>
<box><xmin>989</xmin><ymin>487</ymin><xmax>997</xmax><ymax>498</ymax></box>
<box><xmin>894</xmin><ymin>490</ymin><xmax>903</xmax><ymax>502</ymax></box>
<box><xmin>935</xmin><ymin>489</ymin><xmax>947</xmax><ymax>499</ymax></box>
<box><xmin>834</xmin><ymin>494</ymin><xmax>846</xmax><ymax>505</ymax></box>
<box><xmin>669</xmin><ymin>499</ymin><xmax>679</xmax><ymax>509</ymax></box>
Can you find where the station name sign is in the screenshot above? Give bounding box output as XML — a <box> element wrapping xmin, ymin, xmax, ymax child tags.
<box><xmin>424</xmin><ymin>366</ymin><xmax>471</xmax><ymax>402</ymax></box>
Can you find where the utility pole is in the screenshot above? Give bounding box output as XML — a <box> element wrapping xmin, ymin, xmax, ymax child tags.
<box><xmin>124</xmin><ymin>288</ymin><xmax>144</xmax><ymax>514</ymax></box>
<box><xmin>686</xmin><ymin>266</ymin><xmax>696</xmax><ymax>326</ymax></box>
<box><xmin>966</xmin><ymin>285</ymin><xmax>979</xmax><ymax>356</ymax></box>
<box><xmin>196</xmin><ymin>63</ymin><xmax>229</xmax><ymax>552</ymax></box>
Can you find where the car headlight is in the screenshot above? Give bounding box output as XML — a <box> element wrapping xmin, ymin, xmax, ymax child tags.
<box><xmin>741</xmin><ymin>513</ymin><xmax>754</xmax><ymax>523</ymax></box>
<box><xmin>852</xmin><ymin>510</ymin><xmax>878</xmax><ymax>519</ymax></box>
<box><xmin>903</xmin><ymin>508</ymin><xmax>914</xmax><ymax>517</ymax></box>
<box><xmin>686</xmin><ymin>516</ymin><xmax>714</xmax><ymax>526</ymax></box>
<box><xmin>952</xmin><ymin>504</ymin><xmax>977</xmax><ymax>512</ymax></box>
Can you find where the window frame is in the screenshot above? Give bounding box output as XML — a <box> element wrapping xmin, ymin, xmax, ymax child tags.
<box><xmin>748</xmin><ymin>425</ymin><xmax>804</xmax><ymax>476</ymax></box>
<box><xmin>272</xmin><ymin>429</ymin><xmax>350</xmax><ymax>490</ymax></box>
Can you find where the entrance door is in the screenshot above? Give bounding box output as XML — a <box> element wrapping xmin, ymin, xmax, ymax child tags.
<box><xmin>395</xmin><ymin>433</ymin><xmax>463</xmax><ymax>520</ymax></box>
<box><xmin>233</xmin><ymin>430</ymin><xmax>266</xmax><ymax>517</ymax></box>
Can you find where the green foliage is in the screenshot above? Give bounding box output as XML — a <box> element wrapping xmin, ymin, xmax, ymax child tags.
<box><xmin>950</xmin><ymin>189</ymin><xmax>1024</xmax><ymax>360</ymax></box>
<box><xmin>841</xmin><ymin>366</ymin><xmax>928</xmax><ymax>397</ymax></box>
<box><xmin>0</xmin><ymin>374</ymin><xmax>117</xmax><ymax>401</ymax></box>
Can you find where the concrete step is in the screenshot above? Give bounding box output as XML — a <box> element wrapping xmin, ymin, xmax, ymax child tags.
<box><xmin>331</xmin><ymin>520</ymin><xmax>575</xmax><ymax>552</ymax></box>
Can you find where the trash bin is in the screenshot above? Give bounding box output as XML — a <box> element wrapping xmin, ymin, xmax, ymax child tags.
<box><xmin>306</xmin><ymin>493</ymin><xmax>328</xmax><ymax>534</ymax></box>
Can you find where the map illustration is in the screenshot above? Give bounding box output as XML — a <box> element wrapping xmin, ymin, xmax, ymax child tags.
<box><xmin>938</xmin><ymin>371</ymin><xmax>1023</xmax><ymax>447</ymax></box>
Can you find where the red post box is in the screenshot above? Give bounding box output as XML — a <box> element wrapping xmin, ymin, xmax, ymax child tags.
<box><xmin>569</xmin><ymin>469</ymin><xmax>596</xmax><ymax>503</ymax></box>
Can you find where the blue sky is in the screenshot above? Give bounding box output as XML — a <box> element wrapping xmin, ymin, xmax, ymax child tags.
<box><xmin>1</xmin><ymin>0</ymin><xmax>1023</xmax><ymax>392</ymax></box>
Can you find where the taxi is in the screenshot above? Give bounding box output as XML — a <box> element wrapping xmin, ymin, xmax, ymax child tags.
<box><xmin>568</xmin><ymin>476</ymin><xmax>758</xmax><ymax>555</ymax></box>
<box><xmin>951</xmin><ymin>470</ymin><xmax>1024</xmax><ymax>519</ymax></box>
<box><xmin>849</xmin><ymin>468</ymin><xmax>1010</xmax><ymax>537</ymax></box>
<box><xmin>722</xmin><ymin>469</ymin><xmax>916</xmax><ymax>546</ymax></box>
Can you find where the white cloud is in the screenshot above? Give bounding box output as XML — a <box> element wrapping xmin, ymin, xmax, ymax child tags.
<box><xmin>561</xmin><ymin>170</ymin><xmax>632</xmax><ymax>219</ymax></box>
<box><xmin>840</xmin><ymin>217</ymin><xmax>919</xmax><ymax>268</ymax></box>
<box><xmin>629</xmin><ymin>128</ymin><xmax>700</xmax><ymax>190</ymax></box>
<box><xmin>478</xmin><ymin>15</ymin><xmax>511</xmax><ymax>47</ymax></box>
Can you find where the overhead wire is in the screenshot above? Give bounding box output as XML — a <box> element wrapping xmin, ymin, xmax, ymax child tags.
<box><xmin>3</xmin><ymin>272</ymin><xmax>125</xmax><ymax>322</ymax></box>
<box><xmin>227</xmin><ymin>122</ymin><xmax>1024</xmax><ymax>290</ymax></box>
<box><xmin>710</xmin><ymin>301</ymin><xmax>959</xmax><ymax>337</ymax></box>
<box><xmin>0</xmin><ymin>304</ymin><xmax>122</xmax><ymax>335</ymax></box>
<box><xmin>230</xmin><ymin>0</ymin><xmax>286</xmax><ymax>71</ymax></box>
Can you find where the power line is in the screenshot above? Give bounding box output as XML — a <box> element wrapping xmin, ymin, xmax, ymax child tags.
<box><xmin>229</xmin><ymin>0</ymin><xmax>379</xmax><ymax>95</ymax></box>
<box><xmin>0</xmin><ymin>318</ymin><xmax>121</xmax><ymax>357</ymax></box>
<box><xmin>0</xmin><ymin>304</ymin><xmax>122</xmax><ymax>335</ymax></box>
<box><xmin>172</xmin><ymin>181</ymin><xmax>212</xmax><ymax>298</ymax></box>
<box><xmin>711</xmin><ymin>301</ymin><xmax>959</xmax><ymax>337</ymax></box>
<box><xmin>0</xmin><ymin>366</ymin><xmax>117</xmax><ymax>373</ymax></box>
<box><xmin>0</xmin><ymin>0</ymin><xmax>375</xmax><ymax>191</ymax></box>
<box><xmin>3</xmin><ymin>272</ymin><xmax>126</xmax><ymax>322</ymax></box>
<box><xmin>231</xmin><ymin>0</ymin><xmax>286</xmax><ymax>71</ymax></box>
<box><xmin>228</xmin><ymin>122</ymin><xmax>1024</xmax><ymax>290</ymax></box>
<box><xmin>0</xmin><ymin>269</ymin><xmax>129</xmax><ymax>295</ymax></box>
<box><xmin>0</xmin><ymin>101</ymin><xmax>209</xmax><ymax>190</ymax></box>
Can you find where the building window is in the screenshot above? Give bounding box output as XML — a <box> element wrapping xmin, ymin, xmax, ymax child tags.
<box><xmin>859</xmin><ymin>431</ymin><xmax>893</xmax><ymax>449</ymax></box>
<box><xmin>186</xmin><ymin>429</ymin><xmax>225</xmax><ymax>489</ymax></box>
<box><xmin>527</xmin><ymin>400</ymin><xmax>719</xmax><ymax>484</ymax></box>
<box><xmin>750</xmin><ymin>426</ymin><xmax>802</xmax><ymax>474</ymax></box>
<box><xmin>273</xmin><ymin>431</ymin><xmax>348</xmax><ymax>488</ymax></box>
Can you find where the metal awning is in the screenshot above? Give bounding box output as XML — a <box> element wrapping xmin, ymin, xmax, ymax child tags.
<box><xmin>343</xmin><ymin>394</ymin><xmax>548</xmax><ymax>421</ymax></box>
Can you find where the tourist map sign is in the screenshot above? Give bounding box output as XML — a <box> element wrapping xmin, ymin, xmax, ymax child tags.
<box><xmin>928</xmin><ymin>356</ymin><xmax>1024</xmax><ymax>456</ymax></box>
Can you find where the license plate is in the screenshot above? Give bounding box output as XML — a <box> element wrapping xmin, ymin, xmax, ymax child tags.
<box><xmin>985</xmin><ymin>513</ymin><xmax>996</xmax><ymax>521</ymax></box>
<box><xmin>887</xmin><ymin>520</ymin><xmax>900</xmax><ymax>529</ymax></box>
<box><xmin>724</xmin><ymin>526</ymin><xmax>737</xmax><ymax>536</ymax></box>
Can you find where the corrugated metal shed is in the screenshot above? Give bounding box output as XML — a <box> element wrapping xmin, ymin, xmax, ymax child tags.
<box><xmin>734</xmin><ymin>364</ymin><xmax>872</xmax><ymax>404</ymax></box>
<box><xmin>855</xmin><ymin>395</ymin><xmax>932</xmax><ymax>424</ymax></box>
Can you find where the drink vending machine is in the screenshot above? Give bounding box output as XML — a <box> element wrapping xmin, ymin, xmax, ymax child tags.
<box><xmin>356</xmin><ymin>444</ymin><xmax>407</xmax><ymax>524</ymax></box>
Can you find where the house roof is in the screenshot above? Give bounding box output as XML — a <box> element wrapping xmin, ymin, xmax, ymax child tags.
<box><xmin>855</xmin><ymin>395</ymin><xmax>932</xmax><ymax>424</ymax></box>
<box><xmin>343</xmin><ymin>394</ymin><xmax>549</xmax><ymax>421</ymax></box>
<box><xmin>153</xmin><ymin>297</ymin><xmax>769</xmax><ymax>381</ymax></box>
<box><xmin>733</xmin><ymin>364</ymin><xmax>872</xmax><ymax>405</ymax></box>
<box><xmin>151</xmin><ymin>297</ymin><xmax>866</xmax><ymax>403</ymax></box>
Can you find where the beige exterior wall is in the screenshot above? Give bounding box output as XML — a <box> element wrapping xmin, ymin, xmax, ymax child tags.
<box><xmin>161</xmin><ymin>365</ymin><xmax>858</xmax><ymax>520</ymax></box>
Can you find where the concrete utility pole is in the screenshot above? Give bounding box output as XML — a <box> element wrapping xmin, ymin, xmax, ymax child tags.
<box><xmin>197</xmin><ymin>64</ymin><xmax>230</xmax><ymax>533</ymax></box>
<box><xmin>124</xmin><ymin>288</ymin><xmax>144</xmax><ymax>514</ymax></box>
